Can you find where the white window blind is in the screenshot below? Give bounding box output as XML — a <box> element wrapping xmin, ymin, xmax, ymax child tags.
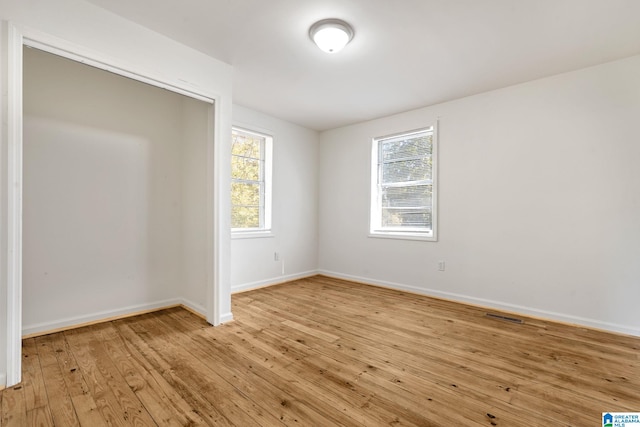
<box><xmin>371</xmin><ymin>126</ymin><xmax>437</xmax><ymax>240</ymax></box>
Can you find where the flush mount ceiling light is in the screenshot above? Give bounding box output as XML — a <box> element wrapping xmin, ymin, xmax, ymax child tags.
<box><xmin>309</xmin><ymin>19</ymin><xmax>354</xmax><ymax>53</ymax></box>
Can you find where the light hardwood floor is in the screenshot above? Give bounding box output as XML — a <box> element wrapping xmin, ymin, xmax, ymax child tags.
<box><xmin>1</xmin><ymin>275</ymin><xmax>639</xmax><ymax>426</ymax></box>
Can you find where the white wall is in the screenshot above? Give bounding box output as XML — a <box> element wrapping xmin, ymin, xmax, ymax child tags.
<box><xmin>231</xmin><ymin>105</ymin><xmax>319</xmax><ymax>292</ymax></box>
<box><xmin>319</xmin><ymin>54</ymin><xmax>640</xmax><ymax>336</ymax></box>
<box><xmin>181</xmin><ymin>96</ymin><xmax>211</xmax><ymax>310</ymax></box>
<box><xmin>0</xmin><ymin>0</ymin><xmax>233</xmax><ymax>387</ymax></box>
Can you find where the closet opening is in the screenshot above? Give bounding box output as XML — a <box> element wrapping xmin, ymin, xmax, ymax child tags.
<box><xmin>4</xmin><ymin>27</ymin><xmax>222</xmax><ymax>387</ymax></box>
<box><xmin>23</xmin><ymin>46</ymin><xmax>214</xmax><ymax>334</ymax></box>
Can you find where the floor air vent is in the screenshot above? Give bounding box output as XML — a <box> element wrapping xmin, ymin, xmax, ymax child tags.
<box><xmin>485</xmin><ymin>313</ymin><xmax>524</xmax><ymax>324</ymax></box>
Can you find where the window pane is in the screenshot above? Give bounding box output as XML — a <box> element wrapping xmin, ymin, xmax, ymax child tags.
<box><xmin>231</xmin><ymin>127</ymin><xmax>271</xmax><ymax>232</ymax></box>
<box><xmin>231</xmin><ymin>156</ymin><xmax>261</xmax><ymax>181</ymax></box>
<box><xmin>372</xmin><ymin>126</ymin><xmax>436</xmax><ymax>236</ymax></box>
<box><xmin>231</xmin><ymin>182</ymin><xmax>261</xmax><ymax>207</ymax></box>
<box><xmin>381</xmin><ymin>208</ymin><xmax>432</xmax><ymax>229</ymax></box>
<box><xmin>232</xmin><ymin>206</ymin><xmax>260</xmax><ymax>228</ymax></box>
<box><xmin>231</xmin><ymin>133</ymin><xmax>262</xmax><ymax>158</ymax></box>
<box><xmin>382</xmin><ymin>185</ymin><xmax>432</xmax><ymax>208</ymax></box>
<box><xmin>381</xmin><ymin>133</ymin><xmax>432</xmax><ymax>162</ymax></box>
<box><xmin>382</xmin><ymin>157</ymin><xmax>432</xmax><ymax>183</ymax></box>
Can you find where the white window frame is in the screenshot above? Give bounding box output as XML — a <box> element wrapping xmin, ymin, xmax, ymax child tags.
<box><xmin>231</xmin><ymin>126</ymin><xmax>273</xmax><ymax>238</ymax></box>
<box><xmin>369</xmin><ymin>125</ymin><xmax>438</xmax><ymax>241</ymax></box>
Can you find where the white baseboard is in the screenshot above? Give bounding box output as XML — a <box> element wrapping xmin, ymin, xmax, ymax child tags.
<box><xmin>22</xmin><ymin>298</ymin><xmax>184</xmax><ymax>337</ymax></box>
<box><xmin>318</xmin><ymin>270</ymin><xmax>640</xmax><ymax>338</ymax></box>
<box><xmin>177</xmin><ymin>298</ymin><xmax>232</xmax><ymax>324</ymax></box>
<box><xmin>220</xmin><ymin>312</ymin><xmax>234</xmax><ymax>323</ymax></box>
<box><xmin>0</xmin><ymin>372</ymin><xmax>6</xmax><ymax>389</ymax></box>
<box><xmin>231</xmin><ymin>270</ymin><xmax>318</xmax><ymax>294</ymax></box>
<box><xmin>22</xmin><ymin>297</ymin><xmax>232</xmax><ymax>337</ymax></box>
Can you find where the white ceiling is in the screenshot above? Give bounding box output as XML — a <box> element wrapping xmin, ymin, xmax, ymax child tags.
<box><xmin>85</xmin><ymin>0</ymin><xmax>640</xmax><ymax>131</ymax></box>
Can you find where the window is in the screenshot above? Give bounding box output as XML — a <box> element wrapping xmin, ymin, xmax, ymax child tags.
<box><xmin>370</xmin><ymin>126</ymin><xmax>437</xmax><ymax>240</ymax></box>
<box><xmin>231</xmin><ymin>127</ymin><xmax>272</xmax><ymax>234</ymax></box>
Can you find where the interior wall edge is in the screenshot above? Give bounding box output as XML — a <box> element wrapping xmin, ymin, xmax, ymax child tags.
<box><xmin>179</xmin><ymin>298</ymin><xmax>207</xmax><ymax>319</ymax></box>
<box><xmin>0</xmin><ymin>372</ymin><xmax>6</xmax><ymax>389</ymax></box>
<box><xmin>317</xmin><ymin>270</ymin><xmax>640</xmax><ymax>338</ymax></box>
<box><xmin>231</xmin><ymin>270</ymin><xmax>319</xmax><ymax>294</ymax></box>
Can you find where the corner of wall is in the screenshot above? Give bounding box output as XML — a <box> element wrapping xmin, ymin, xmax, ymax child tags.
<box><xmin>179</xmin><ymin>298</ymin><xmax>207</xmax><ymax>319</ymax></box>
<box><xmin>219</xmin><ymin>312</ymin><xmax>234</xmax><ymax>324</ymax></box>
<box><xmin>230</xmin><ymin>105</ymin><xmax>320</xmax><ymax>290</ymax></box>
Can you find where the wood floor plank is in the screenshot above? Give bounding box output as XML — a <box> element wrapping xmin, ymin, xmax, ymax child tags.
<box><xmin>233</xmin><ymin>303</ymin><xmax>545</xmax><ymax>426</ymax></box>
<box><xmin>113</xmin><ymin>317</ymin><xmax>241</xmax><ymax>427</ymax></box>
<box><xmin>61</xmin><ymin>328</ymin><xmax>125</xmax><ymax>427</ymax></box>
<box><xmin>237</xmin><ymin>277</ymin><xmax>640</xmax><ymax>423</ymax></box>
<box><xmin>26</xmin><ymin>406</ymin><xmax>54</xmax><ymax>427</ymax></box>
<box><xmin>63</xmin><ymin>327</ymin><xmax>158</xmax><ymax>427</ymax></box>
<box><xmin>91</xmin><ymin>322</ymin><xmax>208</xmax><ymax>426</ymax></box>
<box><xmin>137</xmin><ymin>310</ymin><xmax>355</xmax><ymax>427</ymax></box>
<box><xmin>1</xmin><ymin>383</ymin><xmax>25</xmax><ymax>427</ymax></box>
<box><xmin>253</xmin><ymin>278</ymin><xmax>640</xmax><ymax>409</ymax></box>
<box><xmin>2</xmin><ymin>275</ymin><xmax>639</xmax><ymax>426</ymax></box>
<box><xmin>44</xmin><ymin>332</ymin><xmax>109</xmax><ymax>426</ymax></box>
<box><xmin>119</xmin><ymin>314</ymin><xmax>279</xmax><ymax>427</ymax></box>
<box><xmin>21</xmin><ymin>339</ymin><xmax>50</xmax><ymax>414</ymax></box>
<box><xmin>161</xmin><ymin>308</ymin><xmax>413</xmax><ymax>427</ymax></box>
<box><xmin>20</xmin><ymin>339</ymin><xmax>55</xmax><ymax>427</ymax></box>
<box><xmin>34</xmin><ymin>336</ymin><xmax>81</xmax><ymax>427</ymax></box>
<box><xmin>248</xmin><ymin>290</ymin><xmax>618</xmax><ymax>415</ymax></box>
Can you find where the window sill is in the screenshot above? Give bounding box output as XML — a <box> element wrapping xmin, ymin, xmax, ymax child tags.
<box><xmin>369</xmin><ymin>231</ymin><xmax>437</xmax><ymax>242</ymax></box>
<box><xmin>231</xmin><ymin>230</ymin><xmax>274</xmax><ymax>240</ymax></box>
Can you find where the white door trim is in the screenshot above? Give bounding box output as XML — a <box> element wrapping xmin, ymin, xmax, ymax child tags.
<box><xmin>5</xmin><ymin>21</ymin><xmax>24</xmax><ymax>388</ymax></box>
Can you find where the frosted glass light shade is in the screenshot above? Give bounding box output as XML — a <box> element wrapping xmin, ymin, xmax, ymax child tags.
<box><xmin>309</xmin><ymin>19</ymin><xmax>354</xmax><ymax>53</ymax></box>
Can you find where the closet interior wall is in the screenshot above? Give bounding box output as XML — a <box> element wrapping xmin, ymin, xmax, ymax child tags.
<box><xmin>22</xmin><ymin>47</ymin><xmax>210</xmax><ymax>334</ymax></box>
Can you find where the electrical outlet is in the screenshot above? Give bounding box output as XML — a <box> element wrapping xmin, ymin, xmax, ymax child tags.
<box><xmin>274</xmin><ymin>252</ymin><xmax>280</xmax><ymax>261</ymax></box>
<box><xmin>438</xmin><ymin>261</ymin><xmax>445</xmax><ymax>271</ymax></box>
